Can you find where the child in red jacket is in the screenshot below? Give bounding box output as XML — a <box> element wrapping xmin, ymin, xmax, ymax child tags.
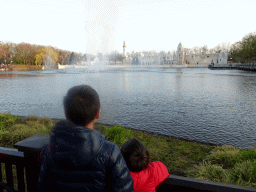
<box><xmin>121</xmin><ymin>138</ymin><xmax>169</xmax><ymax>192</ymax></box>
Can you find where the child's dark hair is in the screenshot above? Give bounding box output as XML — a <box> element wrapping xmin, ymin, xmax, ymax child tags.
<box><xmin>63</xmin><ymin>85</ymin><xmax>100</xmax><ymax>126</ymax></box>
<box><xmin>121</xmin><ymin>138</ymin><xmax>150</xmax><ymax>172</ymax></box>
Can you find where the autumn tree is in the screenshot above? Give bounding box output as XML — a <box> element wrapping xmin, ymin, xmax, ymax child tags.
<box><xmin>0</xmin><ymin>41</ymin><xmax>5</xmax><ymax>63</ymax></box>
<box><xmin>0</xmin><ymin>41</ymin><xmax>86</xmax><ymax>66</ymax></box>
<box><xmin>0</xmin><ymin>41</ymin><xmax>15</xmax><ymax>64</ymax></box>
<box><xmin>56</xmin><ymin>49</ymin><xmax>70</xmax><ymax>65</ymax></box>
<box><xmin>35</xmin><ymin>46</ymin><xmax>59</xmax><ymax>66</ymax></box>
<box><xmin>13</xmin><ymin>43</ymin><xmax>37</xmax><ymax>65</ymax></box>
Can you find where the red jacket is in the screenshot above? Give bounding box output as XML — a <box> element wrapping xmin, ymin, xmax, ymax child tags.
<box><xmin>130</xmin><ymin>161</ymin><xmax>169</xmax><ymax>192</ymax></box>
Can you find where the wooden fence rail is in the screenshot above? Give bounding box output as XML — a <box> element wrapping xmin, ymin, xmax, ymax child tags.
<box><xmin>0</xmin><ymin>134</ymin><xmax>256</xmax><ymax>192</ymax></box>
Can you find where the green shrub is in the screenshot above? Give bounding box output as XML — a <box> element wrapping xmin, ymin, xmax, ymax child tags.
<box><xmin>0</xmin><ymin>113</ymin><xmax>56</xmax><ymax>146</ymax></box>
<box><xmin>10</xmin><ymin>124</ymin><xmax>40</xmax><ymax>144</ymax></box>
<box><xmin>24</xmin><ymin>121</ymin><xmax>46</xmax><ymax>131</ymax></box>
<box><xmin>40</xmin><ymin>129</ymin><xmax>52</xmax><ymax>135</ymax></box>
<box><xmin>5</xmin><ymin>118</ymin><xmax>17</xmax><ymax>128</ymax></box>
<box><xmin>197</xmin><ymin>161</ymin><xmax>230</xmax><ymax>182</ymax></box>
<box><xmin>206</xmin><ymin>146</ymin><xmax>241</xmax><ymax>168</ymax></box>
<box><xmin>39</xmin><ymin>117</ymin><xmax>54</xmax><ymax>130</ymax></box>
<box><xmin>0</xmin><ymin>130</ymin><xmax>10</xmax><ymax>144</ymax></box>
<box><xmin>187</xmin><ymin>145</ymin><xmax>256</xmax><ymax>188</ymax></box>
<box><xmin>105</xmin><ymin>126</ymin><xmax>133</xmax><ymax>144</ymax></box>
<box><xmin>0</xmin><ymin>113</ymin><xmax>18</xmax><ymax>130</ymax></box>
<box><xmin>22</xmin><ymin>115</ymin><xmax>40</xmax><ymax>122</ymax></box>
<box><xmin>230</xmin><ymin>160</ymin><xmax>256</xmax><ymax>187</ymax></box>
<box><xmin>0</xmin><ymin>122</ymin><xmax>4</xmax><ymax>130</ymax></box>
<box><xmin>239</xmin><ymin>149</ymin><xmax>256</xmax><ymax>160</ymax></box>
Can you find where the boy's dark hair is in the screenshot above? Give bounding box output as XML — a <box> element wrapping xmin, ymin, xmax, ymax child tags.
<box><xmin>121</xmin><ymin>138</ymin><xmax>150</xmax><ymax>172</ymax></box>
<box><xmin>63</xmin><ymin>85</ymin><xmax>100</xmax><ymax>126</ymax></box>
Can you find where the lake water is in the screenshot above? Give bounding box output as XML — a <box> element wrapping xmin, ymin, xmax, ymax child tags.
<box><xmin>1</xmin><ymin>66</ymin><xmax>256</xmax><ymax>149</ymax></box>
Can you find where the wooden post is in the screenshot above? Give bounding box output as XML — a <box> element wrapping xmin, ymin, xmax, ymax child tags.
<box><xmin>14</xmin><ymin>134</ymin><xmax>50</xmax><ymax>192</ymax></box>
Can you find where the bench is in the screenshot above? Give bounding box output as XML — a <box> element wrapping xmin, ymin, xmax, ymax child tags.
<box><xmin>0</xmin><ymin>134</ymin><xmax>255</xmax><ymax>192</ymax></box>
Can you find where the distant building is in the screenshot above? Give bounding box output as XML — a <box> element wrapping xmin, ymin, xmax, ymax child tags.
<box><xmin>165</xmin><ymin>51</ymin><xmax>173</xmax><ymax>64</ymax></box>
<box><xmin>174</xmin><ymin>42</ymin><xmax>228</xmax><ymax>66</ymax></box>
<box><xmin>138</xmin><ymin>51</ymin><xmax>158</xmax><ymax>65</ymax></box>
<box><xmin>120</xmin><ymin>41</ymin><xmax>228</xmax><ymax>67</ymax></box>
<box><xmin>137</xmin><ymin>51</ymin><xmax>174</xmax><ymax>65</ymax></box>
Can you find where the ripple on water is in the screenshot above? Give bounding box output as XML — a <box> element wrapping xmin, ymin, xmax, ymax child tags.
<box><xmin>1</xmin><ymin>68</ymin><xmax>256</xmax><ymax>149</ymax></box>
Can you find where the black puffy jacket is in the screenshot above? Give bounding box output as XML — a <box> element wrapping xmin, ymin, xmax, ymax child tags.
<box><xmin>38</xmin><ymin>120</ymin><xmax>134</xmax><ymax>192</ymax></box>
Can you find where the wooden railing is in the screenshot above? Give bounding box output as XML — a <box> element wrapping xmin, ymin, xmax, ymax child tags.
<box><xmin>0</xmin><ymin>134</ymin><xmax>256</xmax><ymax>192</ymax></box>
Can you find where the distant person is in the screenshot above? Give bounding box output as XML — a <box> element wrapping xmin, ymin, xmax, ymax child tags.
<box><xmin>38</xmin><ymin>85</ymin><xmax>134</xmax><ymax>192</ymax></box>
<box><xmin>121</xmin><ymin>138</ymin><xmax>169</xmax><ymax>192</ymax></box>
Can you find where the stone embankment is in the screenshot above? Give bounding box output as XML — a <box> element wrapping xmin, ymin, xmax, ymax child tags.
<box><xmin>236</xmin><ymin>63</ymin><xmax>256</xmax><ymax>71</ymax></box>
<box><xmin>209</xmin><ymin>63</ymin><xmax>256</xmax><ymax>71</ymax></box>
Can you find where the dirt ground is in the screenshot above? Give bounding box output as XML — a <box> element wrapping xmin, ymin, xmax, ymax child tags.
<box><xmin>9</xmin><ymin>64</ymin><xmax>42</xmax><ymax>71</ymax></box>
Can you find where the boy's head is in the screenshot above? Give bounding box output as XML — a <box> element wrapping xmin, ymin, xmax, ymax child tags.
<box><xmin>63</xmin><ymin>85</ymin><xmax>100</xmax><ymax>126</ymax></box>
<box><xmin>121</xmin><ymin>138</ymin><xmax>150</xmax><ymax>172</ymax></box>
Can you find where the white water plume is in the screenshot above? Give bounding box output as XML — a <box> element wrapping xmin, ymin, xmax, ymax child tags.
<box><xmin>44</xmin><ymin>53</ymin><xmax>57</xmax><ymax>70</ymax></box>
<box><xmin>84</xmin><ymin>0</ymin><xmax>119</xmax><ymax>55</ymax></box>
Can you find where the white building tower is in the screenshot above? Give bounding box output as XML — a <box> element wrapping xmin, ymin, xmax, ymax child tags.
<box><xmin>176</xmin><ymin>42</ymin><xmax>185</xmax><ymax>65</ymax></box>
<box><xmin>123</xmin><ymin>41</ymin><xmax>127</xmax><ymax>58</ymax></box>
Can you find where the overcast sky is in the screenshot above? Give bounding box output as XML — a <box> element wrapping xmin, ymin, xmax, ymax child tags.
<box><xmin>1</xmin><ymin>0</ymin><xmax>255</xmax><ymax>54</ymax></box>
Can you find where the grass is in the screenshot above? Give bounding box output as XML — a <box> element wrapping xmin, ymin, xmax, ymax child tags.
<box><xmin>0</xmin><ymin>113</ymin><xmax>57</xmax><ymax>148</ymax></box>
<box><xmin>186</xmin><ymin>146</ymin><xmax>256</xmax><ymax>187</ymax></box>
<box><xmin>0</xmin><ymin>112</ymin><xmax>256</xmax><ymax>189</ymax></box>
<box><xmin>95</xmin><ymin>124</ymin><xmax>214</xmax><ymax>176</ymax></box>
<box><xmin>105</xmin><ymin>125</ymin><xmax>133</xmax><ymax>145</ymax></box>
<box><xmin>0</xmin><ymin>163</ymin><xmax>27</xmax><ymax>191</ymax></box>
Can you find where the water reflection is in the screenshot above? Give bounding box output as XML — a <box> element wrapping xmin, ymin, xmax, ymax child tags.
<box><xmin>1</xmin><ymin>67</ymin><xmax>256</xmax><ymax>149</ymax></box>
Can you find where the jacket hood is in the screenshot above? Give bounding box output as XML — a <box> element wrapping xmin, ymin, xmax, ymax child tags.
<box><xmin>49</xmin><ymin>120</ymin><xmax>105</xmax><ymax>168</ymax></box>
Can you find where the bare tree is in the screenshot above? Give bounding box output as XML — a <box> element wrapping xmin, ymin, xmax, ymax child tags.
<box><xmin>191</xmin><ymin>46</ymin><xmax>200</xmax><ymax>54</ymax></box>
<box><xmin>0</xmin><ymin>41</ymin><xmax>15</xmax><ymax>64</ymax></box>
<box><xmin>201</xmin><ymin>45</ymin><xmax>208</xmax><ymax>53</ymax></box>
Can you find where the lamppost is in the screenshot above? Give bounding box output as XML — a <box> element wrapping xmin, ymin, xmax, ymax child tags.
<box><xmin>10</xmin><ymin>55</ymin><xmax>13</xmax><ymax>67</ymax></box>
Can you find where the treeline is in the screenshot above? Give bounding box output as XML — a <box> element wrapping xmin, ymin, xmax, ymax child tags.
<box><xmin>189</xmin><ymin>43</ymin><xmax>232</xmax><ymax>55</ymax></box>
<box><xmin>1</xmin><ymin>32</ymin><xmax>255</xmax><ymax>65</ymax></box>
<box><xmin>0</xmin><ymin>41</ymin><xmax>86</xmax><ymax>65</ymax></box>
<box><xmin>183</xmin><ymin>32</ymin><xmax>256</xmax><ymax>63</ymax></box>
<box><xmin>231</xmin><ymin>32</ymin><xmax>256</xmax><ymax>63</ymax></box>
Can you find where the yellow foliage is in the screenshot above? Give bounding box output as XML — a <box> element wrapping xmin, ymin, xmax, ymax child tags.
<box><xmin>35</xmin><ymin>51</ymin><xmax>44</xmax><ymax>65</ymax></box>
<box><xmin>35</xmin><ymin>46</ymin><xmax>59</xmax><ymax>65</ymax></box>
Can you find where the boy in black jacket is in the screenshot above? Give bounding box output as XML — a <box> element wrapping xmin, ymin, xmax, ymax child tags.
<box><xmin>38</xmin><ymin>85</ymin><xmax>134</xmax><ymax>192</ymax></box>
